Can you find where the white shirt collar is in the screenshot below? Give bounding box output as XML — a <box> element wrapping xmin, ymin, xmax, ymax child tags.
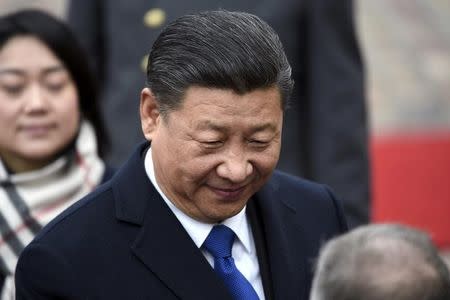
<box><xmin>144</xmin><ymin>147</ymin><xmax>253</xmax><ymax>253</ymax></box>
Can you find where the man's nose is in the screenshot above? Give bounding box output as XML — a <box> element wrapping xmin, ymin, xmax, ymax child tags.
<box><xmin>216</xmin><ymin>149</ymin><xmax>253</xmax><ymax>183</ymax></box>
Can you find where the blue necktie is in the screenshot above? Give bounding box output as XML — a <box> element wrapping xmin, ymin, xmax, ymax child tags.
<box><xmin>203</xmin><ymin>225</ymin><xmax>260</xmax><ymax>300</ymax></box>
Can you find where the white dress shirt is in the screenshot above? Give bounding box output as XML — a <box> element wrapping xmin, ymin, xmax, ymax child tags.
<box><xmin>144</xmin><ymin>147</ymin><xmax>265</xmax><ymax>299</ymax></box>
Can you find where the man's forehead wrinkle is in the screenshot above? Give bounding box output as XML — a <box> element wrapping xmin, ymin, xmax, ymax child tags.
<box><xmin>189</xmin><ymin>98</ymin><xmax>235</xmax><ymax>110</ymax></box>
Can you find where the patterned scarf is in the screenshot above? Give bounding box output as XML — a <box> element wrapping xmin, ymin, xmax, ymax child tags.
<box><xmin>0</xmin><ymin>121</ymin><xmax>105</xmax><ymax>299</ymax></box>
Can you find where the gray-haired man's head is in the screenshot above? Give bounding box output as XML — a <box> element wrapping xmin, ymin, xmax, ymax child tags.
<box><xmin>311</xmin><ymin>224</ymin><xmax>450</xmax><ymax>300</ymax></box>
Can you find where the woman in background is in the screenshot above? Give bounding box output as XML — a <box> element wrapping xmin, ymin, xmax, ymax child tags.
<box><xmin>0</xmin><ymin>10</ymin><xmax>114</xmax><ymax>298</ymax></box>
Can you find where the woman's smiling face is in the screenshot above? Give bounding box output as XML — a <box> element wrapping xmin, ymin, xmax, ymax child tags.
<box><xmin>0</xmin><ymin>36</ymin><xmax>80</xmax><ymax>173</ymax></box>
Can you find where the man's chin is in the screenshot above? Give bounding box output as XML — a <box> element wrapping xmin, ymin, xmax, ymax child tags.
<box><xmin>198</xmin><ymin>202</ymin><xmax>247</xmax><ymax>224</ymax></box>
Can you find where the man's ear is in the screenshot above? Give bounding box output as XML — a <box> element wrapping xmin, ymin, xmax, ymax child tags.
<box><xmin>140</xmin><ymin>87</ymin><xmax>160</xmax><ymax>141</ymax></box>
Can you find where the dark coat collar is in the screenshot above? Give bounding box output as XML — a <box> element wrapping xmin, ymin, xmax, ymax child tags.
<box><xmin>111</xmin><ymin>142</ymin><xmax>306</xmax><ymax>299</ymax></box>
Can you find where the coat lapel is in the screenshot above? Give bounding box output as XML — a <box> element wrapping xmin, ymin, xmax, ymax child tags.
<box><xmin>253</xmin><ymin>174</ymin><xmax>307</xmax><ymax>300</ymax></box>
<box><xmin>131</xmin><ymin>192</ymin><xmax>233</xmax><ymax>300</ymax></box>
<box><xmin>112</xmin><ymin>142</ymin><xmax>232</xmax><ymax>300</ymax></box>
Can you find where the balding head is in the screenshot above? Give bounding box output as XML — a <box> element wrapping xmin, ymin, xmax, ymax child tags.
<box><xmin>310</xmin><ymin>224</ymin><xmax>450</xmax><ymax>300</ymax></box>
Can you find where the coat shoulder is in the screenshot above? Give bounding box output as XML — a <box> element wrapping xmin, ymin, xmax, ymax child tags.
<box><xmin>30</xmin><ymin>182</ymin><xmax>115</xmax><ymax>247</ymax></box>
<box><xmin>269</xmin><ymin>170</ymin><xmax>334</xmax><ymax>200</ymax></box>
<box><xmin>266</xmin><ymin>170</ymin><xmax>349</xmax><ymax>231</ymax></box>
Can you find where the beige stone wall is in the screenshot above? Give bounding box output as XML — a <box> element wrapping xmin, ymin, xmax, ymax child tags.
<box><xmin>357</xmin><ymin>0</ymin><xmax>450</xmax><ymax>135</ymax></box>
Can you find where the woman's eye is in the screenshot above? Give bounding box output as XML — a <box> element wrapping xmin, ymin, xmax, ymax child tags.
<box><xmin>45</xmin><ymin>82</ymin><xmax>65</xmax><ymax>92</ymax></box>
<box><xmin>1</xmin><ymin>84</ymin><xmax>24</xmax><ymax>96</ymax></box>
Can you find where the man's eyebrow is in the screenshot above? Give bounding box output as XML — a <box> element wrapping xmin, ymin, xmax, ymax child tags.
<box><xmin>195</xmin><ymin>120</ymin><xmax>278</xmax><ymax>133</ymax></box>
<box><xmin>250</xmin><ymin>123</ymin><xmax>278</xmax><ymax>133</ymax></box>
<box><xmin>195</xmin><ymin>120</ymin><xmax>226</xmax><ymax>132</ymax></box>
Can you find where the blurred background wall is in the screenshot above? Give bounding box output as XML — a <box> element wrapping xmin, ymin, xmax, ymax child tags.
<box><xmin>0</xmin><ymin>0</ymin><xmax>65</xmax><ymax>17</ymax></box>
<box><xmin>0</xmin><ymin>0</ymin><xmax>449</xmax><ymax>249</ymax></box>
<box><xmin>357</xmin><ymin>0</ymin><xmax>450</xmax><ymax>251</ymax></box>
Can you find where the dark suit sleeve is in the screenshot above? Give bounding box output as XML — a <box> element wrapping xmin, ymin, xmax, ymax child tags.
<box><xmin>303</xmin><ymin>0</ymin><xmax>370</xmax><ymax>228</ymax></box>
<box><xmin>15</xmin><ymin>243</ymin><xmax>77</xmax><ymax>300</ymax></box>
<box><xmin>67</xmin><ymin>0</ymin><xmax>106</xmax><ymax>85</ymax></box>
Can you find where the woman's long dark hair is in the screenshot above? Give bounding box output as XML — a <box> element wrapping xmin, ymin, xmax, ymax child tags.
<box><xmin>0</xmin><ymin>9</ymin><xmax>109</xmax><ymax>157</ymax></box>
